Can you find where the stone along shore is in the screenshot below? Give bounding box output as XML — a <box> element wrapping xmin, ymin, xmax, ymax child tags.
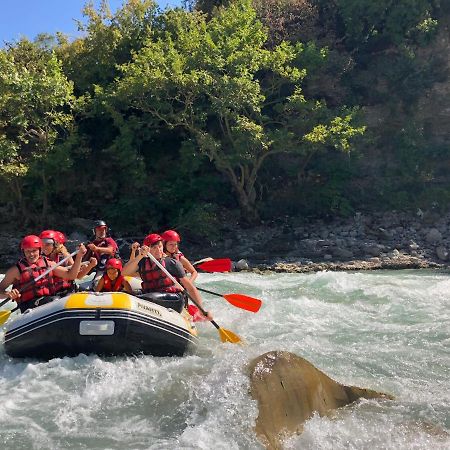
<box><xmin>1</xmin><ymin>210</ymin><xmax>449</xmax><ymax>273</ymax></box>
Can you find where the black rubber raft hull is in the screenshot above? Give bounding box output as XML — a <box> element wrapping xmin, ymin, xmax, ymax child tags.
<box><xmin>3</xmin><ymin>292</ymin><xmax>198</xmax><ymax>360</ymax></box>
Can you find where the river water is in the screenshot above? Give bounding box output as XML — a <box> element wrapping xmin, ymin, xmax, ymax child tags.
<box><xmin>0</xmin><ymin>270</ymin><xmax>449</xmax><ymax>449</ymax></box>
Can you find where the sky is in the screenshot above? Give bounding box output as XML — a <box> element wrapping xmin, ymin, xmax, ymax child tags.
<box><xmin>0</xmin><ymin>0</ymin><xmax>183</xmax><ymax>45</ymax></box>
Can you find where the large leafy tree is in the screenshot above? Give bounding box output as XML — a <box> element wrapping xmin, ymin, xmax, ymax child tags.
<box><xmin>110</xmin><ymin>0</ymin><xmax>364</xmax><ymax>222</ymax></box>
<box><xmin>0</xmin><ymin>39</ymin><xmax>74</xmax><ymax>223</ymax></box>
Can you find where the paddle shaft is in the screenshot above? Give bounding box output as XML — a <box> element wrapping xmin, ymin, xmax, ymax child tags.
<box><xmin>196</xmin><ymin>287</ymin><xmax>223</xmax><ymax>298</ymax></box>
<box><xmin>146</xmin><ymin>253</ymin><xmax>222</xmax><ymax>330</ymax></box>
<box><xmin>0</xmin><ymin>298</ymin><xmax>10</xmax><ymax>308</ymax></box>
<box><xmin>0</xmin><ymin>250</ymin><xmax>78</xmax><ymax>308</ymax></box>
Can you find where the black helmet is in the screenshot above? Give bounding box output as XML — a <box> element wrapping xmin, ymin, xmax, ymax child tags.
<box><xmin>93</xmin><ymin>220</ymin><xmax>107</xmax><ymax>228</ymax></box>
<box><xmin>93</xmin><ymin>220</ymin><xmax>107</xmax><ymax>235</ymax></box>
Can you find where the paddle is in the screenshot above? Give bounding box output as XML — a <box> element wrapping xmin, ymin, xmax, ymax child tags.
<box><xmin>196</xmin><ymin>287</ymin><xmax>262</xmax><ymax>312</ymax></box>
<box><xmin>0</xmin><ymin>306</ymin><xmax>18</xmax><ymax>326</ymax></box>
<box><xmin>194</xmin><ymin>258</ymin><xmax>232</xmax><ymax>273</ymax></box>
<box><xmin>0</xmin><ymin>250</ymin><xmax>79</xmax><ymax>326</ymax></box>
<box><xmin>146</xmin><ymin>253</ymin><xmax>242</xmax><ymax>344</ymax></box>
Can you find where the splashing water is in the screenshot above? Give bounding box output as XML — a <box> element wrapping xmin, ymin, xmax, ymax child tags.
<box><xmin>0</xmin><ymin>270</ymin><xmax>449</xmax><ymax>449</ymax></box>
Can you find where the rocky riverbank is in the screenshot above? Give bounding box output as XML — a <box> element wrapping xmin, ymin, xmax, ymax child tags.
<box><xmin>209</xmin><ymin>209</ymin><xmax>450</xmax><ymax>273</ymax></box>
<box><xmin>194</xmin><ymin>208</ymin><xmax>450</xmax><ymax>273</ymax></box>
<box><xmin>1</xmin><ymin>210</ymin><xmax>450</xmax><ymax>273</ymax></box>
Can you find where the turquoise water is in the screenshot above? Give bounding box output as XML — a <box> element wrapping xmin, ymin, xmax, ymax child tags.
<box><xmin>0</xmin><ymin>270</ymin><xmax>449</xmax><ymax>449</ymax></box>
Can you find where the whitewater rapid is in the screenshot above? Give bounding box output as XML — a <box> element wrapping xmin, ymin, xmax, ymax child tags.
<box><xmin>0</xmin><ymin>270</ymin><xmax>449</xmax><ymax>449</ymax></box>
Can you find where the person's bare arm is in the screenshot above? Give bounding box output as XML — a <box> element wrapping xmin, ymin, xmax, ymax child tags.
<box><xmin>129</xmin><ymin>242</ymin><xmax>140</xmax><ymax>261</ymax></box>
<box><xmin>0</xmin><ymin>266</ymin><xmax>20</xmax><ymax>300</ymax></box>
<box><xmin>180</xmin><ymin>256</ymin><xmax>198</xmax><ymax>282</ymax></box>
<box><xmin>122</xmin><ymin>246</ymin><xmax>149</xmax><ymax>276</ymax></box>
<box><xmin>55</xmin><ymin>244</ymin><xmax>74</xmax><ymax>265</ymax></box>
<box><xmin>179</xmin><ymin>276</ymin><xmax>212</xmax><ymax>320</ymax></box>
<box><xmin>123</xmin><ymin>279</ymin><xmax>133</xmax><ymax>293</ymax></box>
<box><xmin>53</xmin><ymin>244</ymin><xmax>86</xmax><ymax>280</ymax></box>
<box><xmin>95</xmin><ymin>277</ymin><xmax>105</xmax><ymax>293</ymax></box>
<box><xmin>77</xmin><ymin>257</ymin><xmax>98</xmax><ymax>279</ymax></box>
<box><xmin>87</xmin><ymin>244</ymin><xmax>115</xmax><ymax>256</ymax></box>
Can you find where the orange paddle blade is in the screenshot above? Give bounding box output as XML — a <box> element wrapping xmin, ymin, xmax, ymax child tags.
<box><xmin>218</xmin><ymin>327</ymin><xmax>243</xmax><ymax>344</ymax></box>
<box><xmin>196</xmin><ymin>258</ymin><xmax>232</xmax><ymax>273</ymax></box>
<box><xmin>223</xmin><ymin>293</ymin><xmax>262</xmax><ymax>313</ymax></box>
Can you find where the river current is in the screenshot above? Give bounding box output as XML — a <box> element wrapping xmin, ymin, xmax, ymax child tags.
<box><xmin>0</xmin><ymin>270</ymin><xmax>449</xmax><ymax>449</ymax></box>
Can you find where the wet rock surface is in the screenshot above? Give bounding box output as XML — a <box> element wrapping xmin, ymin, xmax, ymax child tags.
<box><xmin>248</xmin><ymin>351</ymin><xmax>393</xmax><ymax>449</ymax></box>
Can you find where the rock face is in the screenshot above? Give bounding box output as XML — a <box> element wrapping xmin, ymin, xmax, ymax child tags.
<box><xmin>248</xmin><ymin>351</ymin><xmax>393</xmax><ymax>449</ymax></box>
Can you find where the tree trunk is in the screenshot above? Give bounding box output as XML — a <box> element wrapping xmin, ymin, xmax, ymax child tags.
<box><xmin>11</xmin><ymin>178</ymin><xmax>27</xmax><ymax>222</ymax></box>
<box><xmin>222</xmin><ymin>166</ymin><xmax>260</xmax><ymax>224</ymax></box>
<box><xmin>41</xmin><ymin>171</ymin><xmax>48</xmax><ymax>224</ymax></box>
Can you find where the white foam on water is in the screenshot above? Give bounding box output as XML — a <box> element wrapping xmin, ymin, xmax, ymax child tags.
<box><xmin>0</xmin><ymin>269</ymin><xmax>449</xmax><ymax>448</ymax></box>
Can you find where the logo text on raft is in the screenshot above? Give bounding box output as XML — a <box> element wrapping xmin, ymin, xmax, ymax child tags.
<box><xmin>137</xmin><ymin>302</ymin><xmax>162</xmax><ymax>316</ymax></box>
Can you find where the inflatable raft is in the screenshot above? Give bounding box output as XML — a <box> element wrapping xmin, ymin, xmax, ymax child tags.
<box><xmin>3</xmin><ymin>292</ymin><xmax>198</xmax><ymax>359</ymax></box>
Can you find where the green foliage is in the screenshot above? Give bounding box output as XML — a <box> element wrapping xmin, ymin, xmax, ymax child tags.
<box><xmin>0</xmin><ymin>0</ymin><xmax>449</xmax><ymax>233</ymax></box>
<box><xmin>111</xmin><ymin>0</ymin><xmax>364</xmax><ymax>223</ymax></box>
<box><xmin>102</xmin><ymin>195</ymin><xmax>164</xmax><ymax>233</ymax></box>
<box><xmin>57</xmin><ymin>0</ymin><xmax>158</xmax><ymax>94</ymax></box>
<box><xmin>176</xmin><ymin>202</ymin><xmax>221</xmax><ymax>239</ymax></box>
<box><xmin>0</xmin><ymin>39</ymin><xmax>74</xmax><ymax>222</ymax></box>
<box><xmin>311</xmin><ymin>0</ymin><xmax>442</xmax><ymax>109</ymax></box>
<box><xmin>260</xmin><ymin>149</ymin><xmax>357</xmax><ymax>218</ymax></box>
<box><xmin>326</xmin><ymin>0</ymin><xmax>438</xmax><ymax>49</ymax></box>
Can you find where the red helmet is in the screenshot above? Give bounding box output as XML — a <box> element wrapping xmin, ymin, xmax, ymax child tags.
<box><xmin>143</xmin><ymin>233</ymin><xmax>162</xmax><ymax>246</ymax></box>
<box><xmin>21</xmin><ymin>235</ymin><xmax>42</xmax><ymax>250</ymax></box>
<box><xmin>161</xmin><ymin>230</ymin><xmax>181</xmax><ymax>242</ymax></box>
<box><xmin>54</xmin><ymin>231</ymin><xmax>67</xmax><ymax>244</ymax></box>
<box><xmin>106</xmin><ymin>258</ymin><xmax>123</xmax><ymax>271</ymax></box>
<box><xmin>39</xmin><ymin>230</ymin><xmax>57</xmax><ymax>243</ymax></box>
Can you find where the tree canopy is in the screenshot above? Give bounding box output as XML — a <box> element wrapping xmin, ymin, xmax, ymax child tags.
<box><xmin>0</xmin><ymin>0</ymin><xmax>447</xmax><ymax>234</ymax></box>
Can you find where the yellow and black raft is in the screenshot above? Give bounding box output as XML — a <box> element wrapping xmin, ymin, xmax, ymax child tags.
<box><xmin>2</xmin><ymin>292</ymin><xmax>198</xmax><ymax>360</ymax></box>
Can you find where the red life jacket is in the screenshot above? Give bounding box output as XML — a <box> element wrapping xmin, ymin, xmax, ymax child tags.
<box><xmin>13</xmin><ymin>256</ymin><xmax>55</xmax><ymax>303</ymax></box>
<box><xmin>100</xmin><ymin>274</ymin><xmax>125</xmax><ymax>292</ymax></box>
<box><xmin>139</xmin><ymin>258</ymin><xmax>181</xmax><ymax>293</ymax></box>
<box><xmin>50</xmin><ymin>253</ymin><xmax>75</xmax><ymax>295</ymax></box>
<box><xmin>84</xmin><ymin>238</ymin><xmax>118</xmax><ymax>263</ymax></box>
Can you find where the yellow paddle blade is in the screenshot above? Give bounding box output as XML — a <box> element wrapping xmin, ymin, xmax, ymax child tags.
<box><xmin>218</xmin><ymin>327</ymin><xmax>243</xmax><ymax>344</ymax></box>
<box><xmin>0</xmin><ymin>310</ymin><xmax>12</xmax><ymax>326</ymax></box>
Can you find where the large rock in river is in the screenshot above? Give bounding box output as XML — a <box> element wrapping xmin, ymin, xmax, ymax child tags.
<box><xmin>249</xmin><ymin>351</ymin><xmax>393</xmax><ymax>449</ymax></box>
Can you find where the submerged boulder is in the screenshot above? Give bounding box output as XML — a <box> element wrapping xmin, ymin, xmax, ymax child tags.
<box><xmin>248</xmin><ymin>351</ymin><xmax>393</xmax><ymax>449</ymax></box>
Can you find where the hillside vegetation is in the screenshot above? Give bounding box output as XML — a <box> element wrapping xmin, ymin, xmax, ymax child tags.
<box><xmin>1</xmin><ymin>0</ymin><xmax>448</xmax><ymax>238</ymax></box>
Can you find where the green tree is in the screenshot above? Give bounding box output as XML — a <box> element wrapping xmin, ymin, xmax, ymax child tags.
<box><xmin>0</xmin><ymin>39</ymin><xmax>74</xmax><ymax>223</ymax></box>
<box><xmin>111</xmin><ymin>0</ymin><xmax>364</xmax><ymax>222</ymax></box>
<box><xmin>326</xmin><ymin>0</ymin><xmax>439</xmax><ymax>50</ymax></box>
<box><xmin>57</xmin><ymin>0</ymin><xmax>158</xmax><ymax>95</ymax></box>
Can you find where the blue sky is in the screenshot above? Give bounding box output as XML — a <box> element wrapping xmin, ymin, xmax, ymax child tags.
<box><xmin>0</xmin><ymin>0</ymin><xmax>182</xmax><ymax>45</ymax></box>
